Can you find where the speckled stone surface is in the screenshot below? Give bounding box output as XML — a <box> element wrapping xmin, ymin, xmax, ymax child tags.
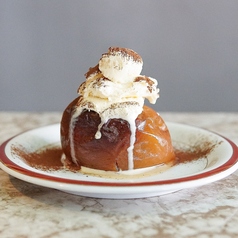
<box><xmin>0</xmin><ymin>112</ymin><xmax>238</xmax><ymax>238</ymax></box>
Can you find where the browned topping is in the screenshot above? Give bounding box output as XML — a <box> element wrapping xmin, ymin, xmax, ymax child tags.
<box><xmin>79</xmin><ymin>73</ymin><xmax>112</xmax><ymax>94</ymax></box>
<box><xmin>75</xmin><ymin>96</ymin><xmax>84</xmax><ymax>107</ymax></box>
<box><xmin>92</xmin><ymin>77</ymin><xmax>111</xmax><ymax>87</ymax></box>
<box><xmin>77</xmin><ymin>99</ymin><xmax>95</xmax><ymax>110</ymax></box>
<box><xmin>134</xmin><ymin>76</ymin><xmax>155</xmax><ymax>93</ymax></box>
<box><xmin>134</xmin><ymin>76</ymin><xmax>154</xmax><ymax>86</ymax></box>
<box><xmin>84</xmin><ymin>64</ymin><xmax>100</xmax><ymax>78</ymax></box>
<box><xmin>75</xmin><ymin>97</ymin><xmax>95</xmax><ymax>111</ymax></box>
<box><xmin>77</xmin><ymin>82</ymin><xmax>86</xmax><ymax>94</ymax></box>
<box><xmin>102</xmin><ymin>47</ymin><xmax>143</xmax><ymax>63</ymax></box>
<box><xmin>108</xmin><ymin>101</ymin><xmax>140</xmax><ymax>110</ymax></box>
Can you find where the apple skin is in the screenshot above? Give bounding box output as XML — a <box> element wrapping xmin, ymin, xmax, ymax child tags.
<box><xmin>60</xmin><ymin>96</ymin><xmax>175</xmax><ymax>171</ymax></box>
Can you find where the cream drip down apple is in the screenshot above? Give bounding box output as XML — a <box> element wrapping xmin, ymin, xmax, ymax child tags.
<box><xmin>60</xmin><ymin>47</ymin><xmax>175</xmax><ymax>171</ymax></box>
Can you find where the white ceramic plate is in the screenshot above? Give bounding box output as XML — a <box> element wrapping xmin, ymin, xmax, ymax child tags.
<box><xmin>0</xmin><ymin>123</ymin><xmax>237</xmax><ymax>199</ymax></box>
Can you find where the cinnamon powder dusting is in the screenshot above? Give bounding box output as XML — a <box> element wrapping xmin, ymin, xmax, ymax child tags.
<box><xmin>11</xmin><ymin>141</ymin><xmax>217</xmax><ymax>173</ymax></box>
<box><xmin>11</xmin><ymin>145</ymin><xmax>64</xmax><ymax>170</ymax></box>
<box><xmin>174</xmin><ymin>141</ymin><xmax>216</xmax><ymax>164</ymax></box>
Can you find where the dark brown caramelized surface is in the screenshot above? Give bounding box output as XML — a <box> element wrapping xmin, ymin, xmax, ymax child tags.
<box><xmin>60</xmin><ymin>97</ymin><xmax>175</xmax><ymax>171</ymax></box>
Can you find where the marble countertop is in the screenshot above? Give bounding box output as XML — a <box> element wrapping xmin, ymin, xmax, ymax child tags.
<box><xmin>0</xmin><ymin>112</ymin><xmax>238</xmax><ymax>238</ymax></box>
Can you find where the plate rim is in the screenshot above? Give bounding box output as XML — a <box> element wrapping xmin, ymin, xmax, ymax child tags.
<box><xmin>0</xmin><ymin>122</ymin><xmax>237</xmax><ymax>188</ymax></box>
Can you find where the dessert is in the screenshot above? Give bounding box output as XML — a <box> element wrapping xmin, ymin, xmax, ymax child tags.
<box><xmin>60</xmin><ymin>47</ymin><xmax>175</xmax><ymax>171</ymax></box>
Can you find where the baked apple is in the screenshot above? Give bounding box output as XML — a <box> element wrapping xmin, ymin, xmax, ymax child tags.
<box><xmin>61</xmin><ymin>98</ymin><xmax>175</xmax><ymax>171</ymax></box>
<box><xmin>60</xmin><ymin>47</ymin><xmax>175</xmax><ymax>171</ymax></box>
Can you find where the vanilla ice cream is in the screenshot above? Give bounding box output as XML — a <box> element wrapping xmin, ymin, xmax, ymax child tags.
<box><xmin>70</xmin><ymin>47</ymin><xmax>160</xmax><ymax>169</ymax></box>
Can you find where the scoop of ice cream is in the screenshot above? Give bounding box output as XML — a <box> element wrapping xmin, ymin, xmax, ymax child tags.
<box><xmin>75</xmin><ymin>46</ymin><xmax>160</xmax><ymax>143</ymax></box>
<box><xmin>78</xmin><ymin>48</ymin><xmax>159</xmax><ymax>105</ymax></box>
<box><xmin>99</xmin><ymin>47</ymin><xmax>143</xmax><ymax>84</ymax></box>
<box><xmin>68</xmin><ymin>47</ymin><xmax>161</xmax><ymax>170</ymax></box>
<box><xmin>78</xmin><ymin>72</ymin><xmax>159</xmax><ymax>104</ymax></box>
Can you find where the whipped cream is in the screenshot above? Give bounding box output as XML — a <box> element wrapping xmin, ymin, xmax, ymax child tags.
<box><xmin>70</xmin><ymin>47</ymin><xmax>160</xmax><ymax>170</ymax></box>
